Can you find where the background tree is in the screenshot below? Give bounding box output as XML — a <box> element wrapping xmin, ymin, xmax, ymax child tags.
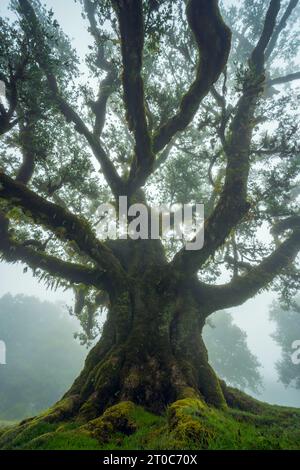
<box><xmin>0</xmin><ymin>0</ymin><xmax>299</xmax><ymax>420</ymax></box>
<box><xmin>270</xmin><ymin>298</ymin><xmax>300</xmax><ymax>389</ymax></box>
<box><xmin>203</xmin><ymin>311</ymin><xmax>262</xmax><ymax>393</ymax></box>
<box><xmin>0</xmin><ymin>294</ymin><xmax>85</xmax><ymax>420</ymax></box>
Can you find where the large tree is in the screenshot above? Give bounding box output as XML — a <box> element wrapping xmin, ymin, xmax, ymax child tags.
<box><xmin>0</xmin><ymin>0</ymin><xmax>299</xmax><ymax>420</ymax></box>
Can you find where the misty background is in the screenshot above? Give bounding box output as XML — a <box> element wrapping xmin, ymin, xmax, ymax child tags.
<box><xmin>0</xmin><ymin>0</ymin><xmax>299</xmax><ymax>418</ymax></box>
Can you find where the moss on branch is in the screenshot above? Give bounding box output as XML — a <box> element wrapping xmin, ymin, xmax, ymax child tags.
<box><xmin>152</xmin><ymin>0</ymin><xmax>231</xmax><ymax>154</ymax></box>
<box><xmin>0</xmin><ymin>171</ymin><xmax>125</xmax><ymax>285</ymax></box>
<box><xmin>112</xmin><ymin>0</ymin><xmax>154</xmax><ymax>191</ymax></box>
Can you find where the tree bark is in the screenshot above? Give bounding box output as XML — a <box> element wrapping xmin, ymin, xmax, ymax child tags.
<box><xmin>61</xmin><ymin>241</ymin><xmax>225</xmax><ymax>419</ymax></box>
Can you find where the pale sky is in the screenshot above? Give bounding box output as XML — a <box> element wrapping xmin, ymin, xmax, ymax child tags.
<box><xmin>0</xmin><ymin>0</ymin><xmax>299</xmax><ymax>407</ymax></box>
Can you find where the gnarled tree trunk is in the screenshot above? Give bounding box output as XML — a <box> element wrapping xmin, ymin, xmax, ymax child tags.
<box><xmin>63</xmin><ymin>240</ymin><xmax>225</xmax><ymax>419</ymax></box>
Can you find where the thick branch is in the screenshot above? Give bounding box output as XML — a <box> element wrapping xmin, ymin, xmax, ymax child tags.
<box><xmin>267</xmin><ymin>71</ymin><xmax>300</xmax><ymax>86</ymax></box>
<box><xmin>15</xmin><ymin>120</ymin><xmax>36</xmax><ymax>184</ymax></box>
<box><xmin>1</xmin><ymin>240</ymin><xmax>103</xmax><ymax>288</ymax></box>
<box><xmin>112</xmin><ymin>0</ymin><xmax>153</xmax><ymax>190</ymax></box>
<box><xmin>265</xmin><ymin>0</ymin><xmax>299</xmax><ymax>61</ymax></box>
<box><xmin>204</xmin><ymin>228</ymin><xmax>300</xmax><ymax>313</ymax></box>
<box><xmin>171</xmin><ymin>81</ymin><xmax>258</xmax><ymax>273</ymax></box>
<box><xmin>171</xmin><ymin>0</ymin><xmax>281</xmax><ymax>275</ymax></box>
<box><xmin>91</xmin><ymin>70</ymin><xmax>118</xmax><ymax>138</ymax></box>
<box><xmin>251</xmin><ymin>0</ymin><xmax>281</xmax><ymax>73</ymax></box>
<box><xmin>84</xmin><ymin>0</ymin><xmax>119</xmax><ymax>139</ymax></box>
<box><xmin>0</xmin><ymin>171</ymin><xmax>125</xmax><ymax>283</ymax></box>
<box><xmin>0</xmin><ymin>115</ymin><xmax>18</xmax><ymax>136</ymax></box>
<box><xmin>152</xmin><ymin>0</ymin><xmax>231</xmax><ymax>154</ymax></box>
<box><xmin>0</xmin><ymin>212</ymin><xmax>104</xmax><ymax>288</ymax></box>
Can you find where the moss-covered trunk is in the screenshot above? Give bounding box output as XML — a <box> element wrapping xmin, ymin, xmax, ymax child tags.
<box><xmin>61</xmin><ymin>243</ymin><xmax>225</xmax><ymax>419</ymax></box>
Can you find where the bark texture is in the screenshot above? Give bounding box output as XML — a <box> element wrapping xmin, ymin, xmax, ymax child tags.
<box><xmin>62</xmin><ymin>240</ymin><xmax>225</xmax><ymax>419</ymax></box>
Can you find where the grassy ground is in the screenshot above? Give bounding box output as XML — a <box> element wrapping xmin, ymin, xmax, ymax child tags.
<box><xmin>0</xmin><ymin>420</ymin><xmax>16</xmax><ymax>429</ymax></box>
<box><xmin>0</xmin><ymin>389</ymin><xmax>300</xmax><ymax>450</ymax></box>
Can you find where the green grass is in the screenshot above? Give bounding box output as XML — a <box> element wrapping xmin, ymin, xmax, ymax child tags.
<box><xmin>0</xmin><ymin>420</ymin><xmax>16</xmax><ymax>428</ymax></box>
<box><xmin>1</xmin><ymin>391</ymin><xmax>300</xmax><ymax>451</ymax></box>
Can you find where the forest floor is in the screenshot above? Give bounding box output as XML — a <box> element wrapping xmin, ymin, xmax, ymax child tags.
<box><xmin>0</xmin><ymin>387</ymin><xmax>300</xmax><ymax>450</ymax></box>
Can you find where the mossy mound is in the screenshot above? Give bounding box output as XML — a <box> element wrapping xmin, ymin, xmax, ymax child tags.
<box><xmin>167</xmin><ymin>398</ymin><xmax>215</xmax><ymax>448</ymax></box>
<box><xmin>1</xmin><ymin>388</ymin><xmax>300</xmax><ymax>450</ymax></box>
<box><xmin>80</xmin><ymin>401</ymin><xmax>137</xmax><ymax>443</ymax></box>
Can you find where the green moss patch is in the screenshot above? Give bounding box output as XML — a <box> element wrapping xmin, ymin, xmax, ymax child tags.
<box><xmin>1</xmin><ymin>392</ymin><xmax>300</xmax><ymax>450</ymax></box>
<box><xmin>81</xmin><ymin>401</ymin><xmax>137</xmax><ymax>443</ymax></box>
